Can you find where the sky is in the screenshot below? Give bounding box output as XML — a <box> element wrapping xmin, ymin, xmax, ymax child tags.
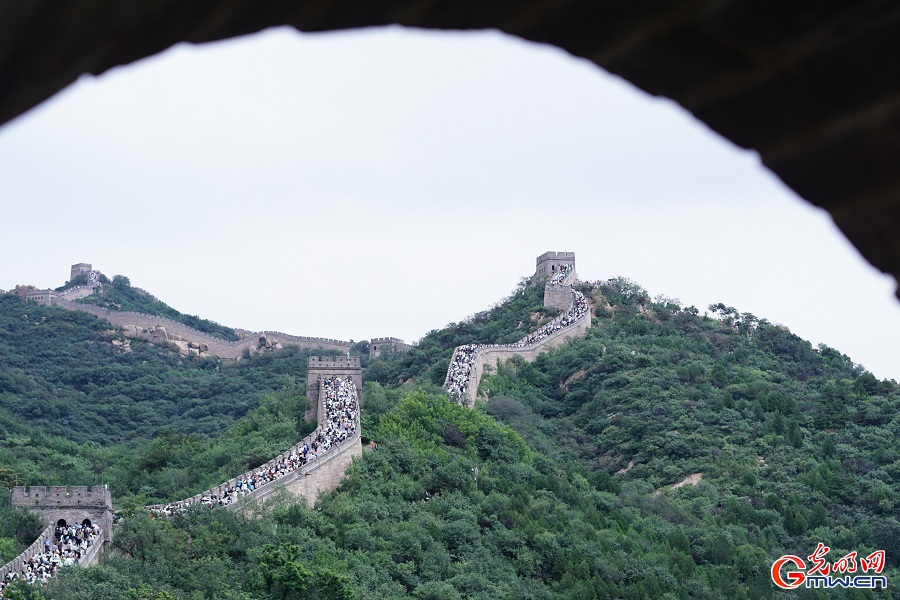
<box><xmin>0</xmin><ymin>26</ymin><xmax>898</xmax><ymax>381</ymax></box>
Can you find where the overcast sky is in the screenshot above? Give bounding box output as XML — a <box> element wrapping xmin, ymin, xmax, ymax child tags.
<box><xmin>1</xmin><ymin>26</ymin><xmax>898</xmax><ymax>381</ymax></box>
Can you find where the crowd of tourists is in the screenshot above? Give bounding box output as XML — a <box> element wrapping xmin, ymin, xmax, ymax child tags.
<box><xmin>0</xmin><ymin>522</ymin><xmax>100</xmax><ymax>597</ymax></box>
<box><xmin>548</xmin><ymin>263</ymin><xmax>573</xmax><ymax>285</ymax></box>
<box><xmin>150</xmin><ymin>376</ymin><xmax>359</xmax><ymax>516</ymax></box>
<box><xmin>444</xmin><ymin>286</ymin><xmax>589</xmax><ymax>400</ymax></box>
<box><xmin>444</xmin><ymin>344</ymin><xmax>480</xmax><ymax>399</ymax></box>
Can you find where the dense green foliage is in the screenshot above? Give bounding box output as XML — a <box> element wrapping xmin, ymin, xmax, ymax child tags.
<box><xmin>75</xmin><ymin>275</ymin><xmax>239</xmax><ymax>341</ymax></box>
<box><xmin>0</xmin><ymin>293</ymin><xmax>330</xmax><ymax>503</ymax></box>
<box><xmin>1</xmin><ymin>275</ymin><xmax>898</xmax><ymax>599</ymax></box>
<box><xmin>0</xmin><ymin>294</ymin><xmax>306</xmax><ymax>441</ymax></box>
<box><xmin>0</xmin><ymin>503</ymin><xmax>44</xmax><ymax>563</ymax></box>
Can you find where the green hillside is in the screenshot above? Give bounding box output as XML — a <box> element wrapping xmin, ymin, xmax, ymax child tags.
<box><xmin>1</xmin><ymin>276</ymin><xmax>898</xmax><ymax>599</ymax></box>
<box><xmin>73</xmin><ymin>275</ymin><xmax>239</xmax><ymax>341</ymax></box>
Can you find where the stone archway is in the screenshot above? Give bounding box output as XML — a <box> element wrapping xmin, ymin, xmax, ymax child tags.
<box><xmin>0</xmin><ymin>1</ymin><xmax>898</xmax><ymax>289</ymax></box>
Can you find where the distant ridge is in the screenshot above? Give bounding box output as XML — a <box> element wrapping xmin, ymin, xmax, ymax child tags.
<box><xmin>52</xmin><ymin>296</ymin><xmax>352</xmax><ymax>359</ymax></box>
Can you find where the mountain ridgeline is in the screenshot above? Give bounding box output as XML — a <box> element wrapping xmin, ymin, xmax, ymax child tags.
<box><xmin>0</xmin><ymin>271</ymin><xmax>898</xmax><ymax>599</ymax></box>
<box><xmin>71</xmin><ymin>274</ymin><xmax>240</xmax><ymax>341</ymax></box>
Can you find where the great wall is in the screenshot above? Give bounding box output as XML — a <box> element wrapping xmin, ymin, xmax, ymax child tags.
<box><xmin>53</xmin><ymin>295</ymin><xmax>352</xmax><ymax>360</ymax></box>
<box><xmin>1</xmin><ymin>252</ymin><xmax>594</xmax><ymax>592</ymax></box>
<box><xmin>443</xmin><ymin>252</ymin><xmax>592</xmax><ymax>406</ymax></box>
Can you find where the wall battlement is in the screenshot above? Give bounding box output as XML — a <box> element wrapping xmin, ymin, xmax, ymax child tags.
<box><xmin>369</xmin><ymin>337</ymin><xmax>410</xmax><ymax>357</ymax></box>
<box><xmin>145</xmin><ymin>354</ymin><xmax>364</xmax><ymax>514</ymax></box>
<box><xmin>446</xmin><ymin>251</ymin><xmax>591</xmax><ymax>406</ymax></box>
<box><xmin>51</xmin><ymin>298</ymin><xmax>353</xmax><ymax>359</ymax></box>
<box><xmin>11</xmin><ymin>485</ymin><xmax>111</xmax><ymax>508</ymax></box>
<box><xmin>307</xmin><ymin>356</ymin><xmax>362</xmax><ymax>416</ymax></box>
<box><xmin>6</xmin><ymin>484</ymin><xmax>114</xmax><ymax>575</ymax></box>
<box><xmin>308</xmin><ymin>356</ymin><xmax>360</xmax><ymax>369</ymax></box>
<box><xmin>534</xmin><ymin>251</ymin><xmax>576</xmax><ymax>281</ymax></box>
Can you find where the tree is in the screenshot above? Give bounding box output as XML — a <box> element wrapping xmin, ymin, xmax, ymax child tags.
<box><xmin>112</xmin><ymin>275</ymin><xmax>131</xmax><ymax>289</ymax></box>
<box><xmin>254</xmin><ymin>543</ymin><xmax>312</xmax><ymax>599</ymax></box>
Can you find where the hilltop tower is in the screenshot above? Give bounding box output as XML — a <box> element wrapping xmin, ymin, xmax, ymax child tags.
<box><xmin>535</xmin><ymin>251</ymin><xmax>577</xmax><ymax>310</ymax></box>
<box><xmin>369</xmin><ymin>337</ymin><xmax>409</xmax><ymax>358</ymax></box>
<box><xmin>534</xmin><ymin>251</ymin><xmax>576</xmax><ymax>281</ymax></box>
<box><xmin>70</xmin><ymin>263</ymin><xmax>92</xmax><ymax>282</ymax></box>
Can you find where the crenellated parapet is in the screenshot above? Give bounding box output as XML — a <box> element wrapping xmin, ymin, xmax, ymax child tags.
<box><xmin>0</xmin><ymin>484</ymin><xmax>113</xmax><ymax>583</ymax></box>
<box><xmin>369</xmin><ymin>337</ymin><xmax>410</xmax><ymax>358</ymax></box>
<box><xmin>534</xmin><ymin>251</ymin><xmax>576</xmax><ymax>282</ymax></box>
<box><xmin>444</xmin><ymin>252</ymin><xmax>592</xmax><ymax>406</ymax></box>
<box><xmin>51</xmin><ymin>298</ymin><xmax>353</xmax><ymax>359</ymax></box>
<box><xmin>147</xmin><ymin>356</ymin><xmax>363</xmax><ymax>515</ymax></box>
<box><xmin>307</xmin><ymin>356</ymin><xmax>362</xmax><ymax>416</ymax></box>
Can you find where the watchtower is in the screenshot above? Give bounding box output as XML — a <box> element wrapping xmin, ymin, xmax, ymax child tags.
<box><xmin>10</xmin><ymin>485</ymin><xmax>113</xmax><ymax>544</ymax></box>
<box><xmin>534</xmin><ymin>251</ymin><xmax>576</xmax><ymax>281</ymax></box>
<box><xmin>306</xmin><ymin>356</ymin><xmax>362</xmax><ymax>423</ymax></box>
<box><xmin>24</xmin><ymin>289</ymin><xmax>56</xmax><ymax>306</ymax></box>
<box><xmin>369</xmin><ymin>337</ymin><xmax>409</xmax><ymax>358</ymax></box>
<box><xmin>535</xmin><ymin>251</ymin><xmax>577</xmax><ymax>310</ymax></box>
<box><xmin>70</xmin><ymin>263</ymin><xmax>92</xmax><ymax>282</ymax></box>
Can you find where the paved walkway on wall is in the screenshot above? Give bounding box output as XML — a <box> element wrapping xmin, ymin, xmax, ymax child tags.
<box><xmin>443</xmin><ymin>272</ymin><xmax>591</xmax><ymax>406</ymax></box>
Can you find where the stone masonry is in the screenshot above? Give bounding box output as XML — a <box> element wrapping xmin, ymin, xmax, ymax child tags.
<box><xmin>447</xmin><ymin>251</ymin><xmax>592</xmax><ymax>406</ymax></box>
<box><xmin>534</xmin><ymin>251</ymin><xmax>576</xmax><ymax>281</ymax></box>
<box><xmin>0</xmin><ymin>485</ymin><xmax>114</xmax><ymax>579</ymax></box>
<box><xmin>10</xmin><ymin>485</ymin><xmax>113</xmax><ymax>540</ymax></box>
<box><xmin>307</xmin><ymin>356</ymin><xmax>362</xmax><ymax>424</ymax></box>
<box><xmin>144</xmin><ymin>355</ymin><xmax>364</xmax><ymax>512</ymax></box>
<box><xmin>369</xmin><ymin>337</ymin><xmax>410</xmax><ymax>358</ymax></box>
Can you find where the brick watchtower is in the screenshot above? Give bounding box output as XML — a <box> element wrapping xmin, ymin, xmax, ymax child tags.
<box><xmin>306</xmin><ymin>356</ymin><xmax>362</xmax><ymax>424</ymax></box>
<box><xmin>534</xmin><ymin>251</ymin><xmax>576</xmax><ymax>281</ymax></box>
<box><xmin>535</xmin><ymin>251</ymin><xmax>578</xmax><ymax>310</ymax></box>
<box><xmin>10</xmin><ymin>486</ymin><xmax>113</xmax><ymax>540</ymax></box>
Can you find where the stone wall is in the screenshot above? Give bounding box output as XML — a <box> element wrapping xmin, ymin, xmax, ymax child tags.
<box><xmin>543</xmin><ymin>283</ymin><xmax>574</xmax><ymax>311</ymax></box>
<box><xmin>369</xmin><ymin>337</ymin><xmax>410</xmax><ymax>358</ymax></box>
<box><xmin>0</xmin><ymin>484</ymin><xmax>114</xmax><ymax>580</ymax></box>
<box><xmin>146</xmin><ymin>356</ymin><xmax>363</xmax><ymax>513</ymax></box>
<box><xmin>24</xmin><ymin>290</ymin><xmax>54</xmax><ymax>306</ymax></box>
<box><xmin>144</xmin><ymin>428</ymin><xmax>361</xmax><ymax>513</ymax></box>
<box><xmin>52</xmin><ymin>297</ymin><xmax>352</xmax><ymax>359</ymax></box>
<box><xmin>262</xmin><ymin>435</ymin><xmax>361</xmax><ymax>507</ymax></box>
<box><xmin>69</xmin><ymin>264</ymin><xmax>92</xmax><ymax>282</ymax></box>
<box><xmin>445</xmin><ymin>252</ymin><xmax>591</xmax><ymax>406</ymax></box>
<box><xmin>458</xmin><ymin>304</ymin><xmax>591</xmax><ymax>407</ymax></box>
<box><xmin>307</xmin><ymin>356</ymin><xmax>362</xmax><ymax>422</ymax></box>
<box><xmin>534</xmin><ymin>251</ymin><xmax>576</xmax><ymax>280</ymax></box>
<box><xmin>57</xmin><ymin>286</ymin><xmax>95</xmax><ymax>300</ymax></box>
<box><xmin>10</xmin><ymin>486</ymin><xmax>114</xmax><ymax>543</ymax></box>
<box><xmin>0</xmin><ymin>523</ymin><xmax>55</xmax><ymax>582</ymax></box>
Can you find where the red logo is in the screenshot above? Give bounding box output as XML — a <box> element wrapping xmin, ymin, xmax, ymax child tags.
<box><xmin>772</xmin><ymin>555</ymin><xmax>807</xmax><ymax>589</ymax></box>
<box><xmin>772</xmin><ymin>546</ymin><xmax>888</xmax><ymax>590</ymax></box>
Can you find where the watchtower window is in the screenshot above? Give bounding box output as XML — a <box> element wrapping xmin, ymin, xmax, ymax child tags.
<box><xmin>56</xmin><ymin>519</ymin><xmax>67</xmax><ymax>528</ymax></box>
<box><xmin>82</xmin><ymin>519</ymin><xmax>92</xmax><ymax>528</ymax></box>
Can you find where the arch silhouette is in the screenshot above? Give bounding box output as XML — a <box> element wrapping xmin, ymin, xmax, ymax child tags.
<box><xmin>0</xmin><ymin>2</ymin><xmax>897</xmax><ymax>290</ymax></box>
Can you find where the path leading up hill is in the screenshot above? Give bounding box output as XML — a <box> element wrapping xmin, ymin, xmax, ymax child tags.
<box><xmin>443</xmin><ymin>264</ymin><xmax>592</xmax><ymax>406</ymax></box>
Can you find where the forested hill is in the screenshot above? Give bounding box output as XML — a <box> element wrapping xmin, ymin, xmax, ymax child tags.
<box><xmin>73</xmin><ymin>274</ymin><xmax>240</xmax><ymax>341</ymax></box>
<box><xmin>1</xmin><ymin>276</ymin><xmax>898</xmax><ymax>599</ymax></box>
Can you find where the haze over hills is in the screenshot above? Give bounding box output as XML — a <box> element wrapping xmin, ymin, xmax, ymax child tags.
<box><xmin>1</xmin><ymin>262</ymin><xmax>898</xmax><ymax>598</ymax></box>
